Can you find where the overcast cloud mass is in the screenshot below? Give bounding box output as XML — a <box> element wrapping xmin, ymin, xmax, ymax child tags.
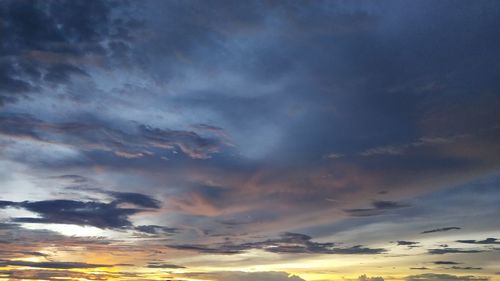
<box><xmin>0</xmin><ymin>1</ymin><xmax>499</xmax><ymax>281</ymax></box>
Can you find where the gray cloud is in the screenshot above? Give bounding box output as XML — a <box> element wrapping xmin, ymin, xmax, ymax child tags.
<box><xmin>360</xmin><ymin>135</ymin><xmax>464</xmax><ymax>157</ymax></box>
<box><xmin>0</xmin><ymin>113</ymin><xmax>226</xmax><ymax>160</ymax></box>
<box><xmin>397</xmin><ymin>241</ymin><xmax>420</xmax><ymax>246</ymax></box>
<box><xmin>428</xmin><ymin>248</ymin><xmax>485</xmax><ymax>255</ymax></box>
<box><xmin>0</xmin><ymin>191</ymin><xmax>165</xmax><ymax>230</ymax></box>
<box><xmin>411</xmin><ymin>267</ymin><xmax>430</xmax><ymax>270</ymax></box>
<box><xmin>456</xmin><ymin>238</ymin><xmax>500</xmax><ymax>245</ymax></box>
<box><xmin>168</xmin><ymin>232</ymin><xmax>385</xmax><ymax>255</ymax></box>
<box><xmin>345</xmin><ymin>200</ymin><xmax>409</xmax><ymax>217</ymax></box>
<box><xmin>134</xmin><ymin>225</ymin><xmax>178</xmax><ymax>236</ymax></box>
<box><xmin>0</xmin><ymin>0</ymin><xmax>136</xmax><ymax>105</ymax></box>
<box><xmin>447</xmin><ymin>266</ymin><xmax>482</xmax><ymax>271</ymax></box>
<box><xmin>421</xmin><ymin>227</ymin><xmax>461</xmax><ymax>234</ymax></box>
<box><xmin>434</xmin><ymin>261</ymin><xmax>462</xmax><ymax>265</ymax></box>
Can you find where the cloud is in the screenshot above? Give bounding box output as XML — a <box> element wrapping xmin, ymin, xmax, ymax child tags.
<box><xmin>434</xmin><ymin>261</ymin><xmax>462</xmax><ymax>265</ymax></box>
<box><xmin>146</xmin><ymin>263</ymin><xmax>185</xmax><ymax>269</ymax></box>
<box><xmin>411</xmin><ymin>267</ymin><xmax>430</xmax><ymax>270</ymax></box>
<box><xmin>3</xmin><ymin>199</ymin><xmax>144</xmax><ymax>228</ymax></box>
<box><xmin>0</xmin><ymin>250</ymin><xmax>49</xmax><ymax>259</ymax></box>
<box><xmin>0</xmin><ymin>113</ymin><xmax>226</xmax><ymax>160</ymax></box>
<box><xmin>358</xmin><ymin>274</ymin><xmax>385</xmax><ymax>281</ymax></box>
<box><xmin>109</xmin><ymin>191</ymin><xmax>161</xmax><ymax>209</ymax></box>
<box><xmin>0</xmin><ymin>260</ymin><xmax>111</xmax><ymax>269</ymax></box>
<box><xmin>187</xmin><ymin>271</ymin><xmax>305</xmax><ymax>281</ymax></box>
<box><xmin>134</xmin><ymin>225</ymin><xmax>178</xmax><ymax>236</ymax></box>
<box><xmin>456</xmin><ymin>238</ymin><xmax>500</xmax><ymax>245</ymax></box>
<box><xmin>428</xmin><ymin>248</ymin><xmax>484</xmax><ymax>255</ymax></box>
<box><xmin>345</xmin><ymin>200</ymin><xmax>409</xmax><ymax>217</ymax></box>
<box><xmin>0</xmin><ymin>191</ymin><xmax>164</xmax><ymax>230</ymax></box>
<box><xmin>51</xmin><ymin>174</ymin><xmax>88</xmax><ymax>183</ymax></box>
<box><xmin>139</xmin><ymin>124</ymin><xmax>223</xmax><ymax>159</ymax></box>
<box><xmin>0</xmin><ymin>0</ymin><xmax>136</xmax><ymax>105</ymax></box>
<box><xmin>168</xmin><ymin>232</ymin><xmax>385</xmax><ymax>255</ymax></box>
<box><xmin>325</xmin><ymin>153</ymin><xmax>344</xmax><ymax>159</ymax></box>
<box><xmin>0</xmin><ymin>1</ymin><xmax>499</xmax><ymax>279</ymax></box>
<box><xmin>0</xmin><ymin>269</ymin><xmax>109</xmax><ymax>281</ymax></box>
<box><xmin>360</xmin><ymin>135</ymin><xmax>463</xmax><ymax>157</ymax></box>
<box><xmin>397</xmin><ymin>241</ymin><xmax>420</xmax><ymax>246</ymax></box>
<box><xmin>447</xmin><ymin>266</ymin><xmax>482</xmax><ymax>270</ymax></box>
<box><xmin>405</xmin><ymin>274</ymin><xmax>489</xmax><ymax>281</ymax></box>
<box><xmin>421</xmin><ymin>227</ymin><xmax>461</xmax><ymax>234</ymax></box>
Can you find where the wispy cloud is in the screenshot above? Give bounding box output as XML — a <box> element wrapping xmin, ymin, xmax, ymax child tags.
<box><xmin>428</xmin><ymin>248</ymin><xmax>485</xmax><ymax>255</ymax></box>
<box><xmin>168</xmin><ymin>232</ymin><xmax>386</xmax><ymax>255</ymax></box>
<box><xmin>345</xmin><ymin>200</ymin><xmax>409</xmax><ymax>217</ymax></box>
<box><xmin>421</xmin><ymin>227</ymin><xmax>461</xmax><ymax>234</ymax></box>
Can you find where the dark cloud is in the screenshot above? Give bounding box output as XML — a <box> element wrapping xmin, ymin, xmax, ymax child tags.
<box><xmin>411</xmin><ymin>267</ymin><xmax>430</xmax><ymax>270</ymax></box>
<box><xmin>0</xmin><ymin>0</ymin><xmax>136</xmax><ymax>105</ymax></box>
<box><xmin>0</xmin><ymin>201</ymin><xmax>17</xmax><ymax>208</ymax></box>
<box><xmin>168</xmin><ymin>232</ymin><xmax>385</xmax><ymax>255</ymax></box>
<box><xmin>110</xmin><ymin>191</ymin><xmax>161</xmax><ymax>209</ymax></box>
<box><xmin>397</xmin><ymin>241</ymin><xmax>420</xmax><ymax>246</ymax></box>
<box><xmin>433</xmin><ymin>261</ymin><xmax>461</xmax><ymax>265</ymax></box>
<box><xmin>0</xmin><ymin>260</ymin><xmax>111</xmax><ymax>269</ymax></box>
<box><xmin>0</xmin><ymin>113</ymin><xmax>226</xmax><ymax>160</ymax></box>
<box><xmin>447</xmin><ymin>266</ymin><xmax>482</xmax><ymax>270</ymax></box>
<box><xmin>134</xmin><ymin>225</ymin><xmax>178</xmax><ymax>236</ymax></box>
<box><xmin>0</xmin><ymin>191</ymin><xmax>162</xmax><ymax>229</ymax></box>
<box><xmin>345</xmin><ymin>200</ymin><xmax>409</xmax><ymax>217</ymax></box>
<box><xmin>3</xmin><ymin>199</ymin><xmax>143</xmax><ymax>229</ymax></box>
<box><xmin>421</xmin><ymin>227</ymin><xmax>461</xmax><ymax>234</ymax></box>
<box><xmin>456</xmin><ymin>238</ymin><xmax>500</xmax><ymax>245</ymax></box>
<box><xmin>428</xmin><ymin>248</ymin><xmax>485</xmax><ymax>255</ymax></box>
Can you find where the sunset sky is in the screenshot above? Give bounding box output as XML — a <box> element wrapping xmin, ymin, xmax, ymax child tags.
<box><xmin>1</xmin><ymin>1</ymin><xmax>500</xmax><ymax>281</ymax></box>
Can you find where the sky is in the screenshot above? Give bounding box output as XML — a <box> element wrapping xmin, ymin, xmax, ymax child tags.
<box><xmin>0</xmin><ymin>0</ymin><xmax>499</xmax><ymax>281</ymax></box>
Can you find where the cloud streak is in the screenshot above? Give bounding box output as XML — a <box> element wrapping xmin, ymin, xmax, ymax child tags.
<box><xmin>168</xmin><ymin>232</ymin><xmax>386</xmax><ymax>255</ymax></box>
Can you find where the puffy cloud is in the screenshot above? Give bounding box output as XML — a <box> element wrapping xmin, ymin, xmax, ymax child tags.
<box><xmin>358</xmin><ymin>274</ymin><xmax>385</xmax><ymax>281</ymax></box>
